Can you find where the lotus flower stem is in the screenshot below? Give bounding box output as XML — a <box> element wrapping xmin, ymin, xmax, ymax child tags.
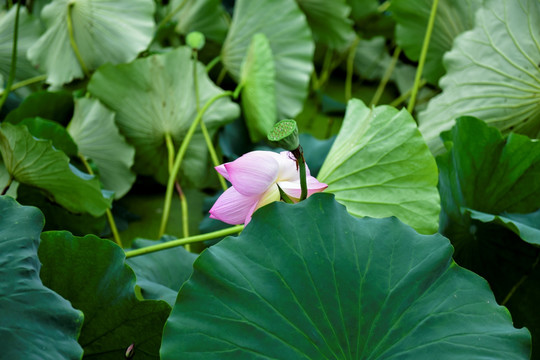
<box><xmin>206</xmin><ymin>55</ymin><xmax>221</xmax><ymax>73</ymax></box>
<box><xmin>157</xmin><ymin>0</ymin><xmax>189</xmax><ymax>30</ymax></box>
<box><xmin>159</xmin><ymin>91</ymin><xmax>233</xmax><ymax>238</ymax></box>
<box><xmin>67</xmin><ymin>2</ymin><xmax>90</xmax><ymax>77</ymax></box>
<box><xmin>345</xmin><ymin>36</ymin><xmax>360</xmax><ymax>102</ymax></box>
<box><xmin>126</xmin><ymin>225</ymin><xmax>244</xmax><ymax>258</ymax></box>
<box><xmin>370</xmin><ymin>46</ymin><xmax>401</xmax><ymax>107</ymax></box>
<box><xmin>407</xmin><ymin>0</ymin><xmax>439</xmax><ymax>113</ymax></box>
<box><xmin>292</xmin><ymin>147</ymin><xmax>308</xmax><ymax>201</ymax></box>
<box><xmin>389</xmin><ymin>79</ymin><xmax>427</xmax><ymax>109</ymax></box>
<box><xmin>0</xmin><ymin>1</ymin><xmax>20</xmax><ymax>111</ymax></box>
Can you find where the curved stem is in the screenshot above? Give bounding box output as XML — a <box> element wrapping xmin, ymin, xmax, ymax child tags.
<box><xmin>407</xmin><ymin>0</ymin><xmax>439</xmax><ymax>113</ymax></box>
<box><xmin>126</xmin><ymin>225</ymin><xmax>244</xmax><ymax>258</ymax></box>
<box><xmin>0</xmin><ymin>1</ymin><xmax>21</xmax><ymax>111</ymax></box>
<box><xmin>277</xmin><ymin>184</ymin><xmax>294</xmax><ymax>204</ymax></box>
<box><xmin>345</xmin><ymin>36</ymin><xmax>360</xmax><ymax>102</ymax></box>
<box><xmin>79</xmin><ymin>155</ymin><xmax>122</xmax><ymax>247</ymax></box>
<box><xmin>370</xmin><ymin>46</ymin><xmax>401</xmax><ymax>107</ymax></box>
<box><xmin>389</xmin><ymin>79</ymin><xmax>427</xmax><ymax>108</ymax></box>
<box><xmin>216</xmin><ymin>67</ymin><xmax>227</xmax><ymax>86</ymax></box>
<box><xmin>157</xmin><ymin>0</ymin><xmax>189</xmax><ymax>29</ymax></box>
<box><xmin>158</xmin><ymin>91</ymin><xmax>233</xmax><ymax>237</ymax></box>
<box><xmin>206</xmin><ymin>55</ymin><xmax>221</xmax><ymax>73</ymax></box>
<box><xmin>0</xmin><ymin>74</ymin><xmax>47</xmax><ymax>98</ymax></box>
<box><xmin>67</xmin><ymin>2</ymin><xmax>90</xmax><ymax>77</ymax></box>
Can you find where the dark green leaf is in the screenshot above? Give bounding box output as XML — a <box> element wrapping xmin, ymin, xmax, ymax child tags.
<box><xmin>39</xmin><ymin>231</ymin><xmax>171</xmax><ymax>359</ymax></box>
<box><xmin>5</xmin><ymin>90</ymin><xmax>74</xmax><ymax>126</ymax></box>
<box><xmin>161</xmin><ymin>193</ymin><xmax>530</xmax><ymax>359</ymax></box>
<box><xmin>19</xmin><ymin>116</ymin><xmax>78</xmax><ymax>157</ymax></box>
<box><xmin>0</xmin><ymin>196</ymin><xmax>83</xmax><ymax>360</ymax></box>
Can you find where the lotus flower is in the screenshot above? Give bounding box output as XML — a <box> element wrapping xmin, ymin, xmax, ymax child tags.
<box><xmin>209</xmin><ymin>151</ymin><xmax>328</xmax><ymax>225</ymax></box>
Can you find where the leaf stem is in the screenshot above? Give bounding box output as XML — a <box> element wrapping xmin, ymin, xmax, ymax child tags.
<box><xmin>158</xmin><ymin>91</ymin><xmax>233</xmax><ymax>237</ymax></box>
<box><xmin>1</xmin><ymin>176</ymin><xmax>14</xmax><ymax>196</ymax></box>
<box><xmin>389</xmin><ymin>79</ymin><xmax>427</xmax><ymax>108</ymax></box>
<box><xmin>0</xmin><ymin>1</ymin><xmax>21</xmax><ymax>111</ymax></box>
<box><xmin>407</xmin><ymin>0</ymin><xmax>438</xmax><ymax>113</ymax></box>
<box><xmin>345</xmin><ymin>36</ymin><xmax>360</xmax><ymax>102</ymax></box>
<box><xmin>0</xmin><ymin>74</ymin><xmax>47</xmax><ymax>98</ymax></box>
<box><xmin>126</xmin><ymin>225</ymin><xmax>244</xmax><ymax>258</ymax></box>
<box><xmin>370</xmin><ymin>46</ymin><xmax>401</xmax><ymax>107</ymax></box>
<box><xmin>206</xmin><ymin>55</ymin><xmax>221</xmax><ymax>73</ymax></box>
<box><xmin>292</xmin><ymin>147</ymin><xmax>307</xmax><ymax>201</ymax></box>
<box><xmin>277</xmin><ymin>184</ymin><xmax>294</xmax><ymax>204</ymax></box>
<box><xmin>79</xmin><ymin>154</ymin><xmax>122</xmax><ymax>247</ymax></box>
<box><xmin>157</xmin><ymin>0</ymin><xmax>189</xmax><ymax>29</ymax></box>
<box><xmin>67</xmin><ymin>2</ymin><xmax>90</xmax><ymax>77</ymax></box>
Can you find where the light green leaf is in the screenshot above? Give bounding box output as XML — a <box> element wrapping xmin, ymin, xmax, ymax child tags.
<box><xmin>0</xmin><ymin>6</ymin><xmax>43</xmax><ymax>81</ymax></box>
<box><xmin>168</xmin><ymin>0</ymin><xmax>229</xmax><ymax>43</ymax></box>
<box><xmin>464</xmin><ymin>208</ymin><xmax>540</xmax><ymax>245</ymax></box>
<box><xmin>19</xmin><ymin>117</ymin><xmax>78</xmax><ymax>157</ymax></box>
<box><xmin>39</xmin><ymin>231</ymin><xmax>171</xmax><ymax>359</ymax></box>
<box><xmin>68</xmin><ymin>98</ymin><xmax>136</xmax><ymax>199</ymax></box>
<box><xmin>0</xmin><ymin>122</ymin><xmax>111</xmax><ymax>216</ymax></box>
<box><xmin>5</xmin><ymin>90</ymin><xmax>74</xmax><ymax>126</ymax></box>
<box><xmin>240</xmin><ymin>33</ymin><xmax>276</xmax><ymax>142</ymax></box>
<box><xmin>27</xmin><ymin>0</ymin><xmax>155</xmax><ymax>86</ymax></box>
<box><xmin>318</xmin><ymin>99</ymin><xmax>440</xmax><ymax>234</ymax></box>
<box><xmin>391</xmin><ymin>0</ymin><xmax>483</xmax><ymax>84</ymax></box>
<box><xmin>88</xmin><ymin>47</ymin><xmax>239</xmax><ymax>184</ymax></box>
<box><xmin>222</xmin><ymin>0</ymin><xmax>314</xmax><ymax>119</ymax></box>
<box><xmin>0</xmin><ymin>196</ymin><xmax>83</xmax><ymax>360</ymax></box>
<box><xmin>419</xmin><ymin>0</ymin><xmax>540</xmax><ymax>154</ymax></box>
<box><xmin>296</xmin><ymin>0</ymin><xmax>355</xmax><ymax>49</ymax></box>
<box><xmin>161</xmin><ymin>194</ymin><xmax>531</xmax><ymax>359</ymax></box>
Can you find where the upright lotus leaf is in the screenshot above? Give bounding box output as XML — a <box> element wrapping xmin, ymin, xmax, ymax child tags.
<box><xmin>27</xmin><ymin>0</ymin><xmax>155</xmax><ymax>87</ymax></box>
<box><xmin>437</xmin><ymin>117</ymin><xmax>540</xmax><ymax>244</ymax></box>
<box><xmin>161</xmin><ymin>193</ymin><xmax>531</xmax><ymax>359</ymax></box>
<box><xmin>0</xmin><ymin>122</ymin><xmax>111</xmax><ymax>216</ymax></box>
<box><xmin>222</xmin><ymin>0</ymin><xmax>314</xmax><ymax>119</ymax></box>
<box><xmin>68</xmin><ymin>98</ymin><xmax>136</xmax><ymax>199</ymax></box>
<box><xmin>240</xmin><ymin>33</ymin><xmax>276</xmax><ymax>142</ymax></box>
<box><xmin>5</xmin><ymin>90</ymin><xmax>74</xmax><ymax>126</ymax></box>
<box><xmin>391</xmin><ymin>0</ymin><xmax>483</xmax><ymax>85</ymax></box>
<box><xmin>0</xmin><ymin>6</ymin><xmax>43</xmax><ymax>81</ymax></box>
<box><xmin>168</xmin><ymin>0</ymin><xmax>229</xmax><ymax>43</ymax></box>
<box><xmin>39</xmin><ymin>231</ymin><xmax>171</xmax><ymax>359</ymax></box>
<box><xmin>0</xmin><ymin>196</ymin><xmax>83</xmax><ymax>359</ymax></box>
<box><xmin>419</xmin><ymin>0</ymin><xmax>540</xmax><ymax>154</ymax></box>
<box><xmin>127</xmin><ymin>237</ymin><xmax>198</xmax><ymax>306</ymax></box>
<box><xmin>88</xmin><ymin>47</ymin><xmax>239</xmax><ymax>184</ymax></box>
<box><xmin>19</xmin><ymin>117</ymin><xmax>78</xmax><ymax>157</ymax></box>
<box><xmin>318</xmin><ymin>99</ymin><xmax>440</xmax><ymax>234</ymax></box>
<box><xmin>296</xmin><ymin>0</ymin><xmax>355</xmax><ymax>49</ymax></box>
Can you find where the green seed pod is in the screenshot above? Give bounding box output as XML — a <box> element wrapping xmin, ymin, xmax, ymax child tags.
<box><xmin>267</xmin><ymin>119</ymin><xmax>299</xmax><ymax>151</ymax></box>
<box><xmin>186</xmin><ymin>31</ymin><xmax>205</xmax><ymax>51</ymax></box>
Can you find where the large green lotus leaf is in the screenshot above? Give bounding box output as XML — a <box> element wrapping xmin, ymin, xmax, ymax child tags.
<box><xmin>347</xmin><ymin>0</ymin><xmax>379</xmax><ymax>22</ymax></box>
<box><xmin>68</xmin><ymin>98</ymin><xmax>135</xmax><ymax>199</ymax></box>
<box><xmin>221</xmin><ymin>0</ymin><xmax>314</xmax><ymax>119</ymax></box>
<box><xmin>391</xmin><ymin>0</ymin><xmax>482</xmax><ymax>85</ymax></box>
<box><xmin>0</xmin><ymin>196</ymin><xmax>83</xmax><ymax>359</ymax></box>
<box><xmin>161</xmin><ymin>193</ymin><xmax>530</xmax><ymax>359</ymax></box>
<box><xmin>240</xmin><ymin>33</ymin><xmax>276</xmax><ymax>142</ymax></box>
<box><xmin>39</xmin><ymin>231</ymin><xmax>171</xmax><ymax>359</ymax></box>
<box><xmin>465</xmin><ymin>208</ymin><xmax>540</xmax><ymax>245</ymax></box>
<box><xmin>0</xmin><ymin>6</ymin><xmax>43</xmax><ymax>81</ymax></box>
<box><xmin>0</xmin><ymin>122</ymin><xmax>111</xmax><ymax>216</ymax></box>
<box><xmin>88</xmin><ymin>47</ymin><xmax>239</xmax><ymax>184</ymax></box>
<box><xmin>296</xmin><ymin>0</ymin><xmax>355</xmax><ymax>49</ymax></box>
<box><xmin>27</xmin><ymin>0</ymin><xmax>155</xmax><ymax>87</ymax></box>
<box><xmin>5</xmin><ymin>90</ymin><xmax>74</xmax><ymax>126</ymax></box>
<box><xmin>437</xmin><ymin>117</ymin><xmax>540</xmax><ymax>241</ymax></box>
<box><xmin>127</xmin><ymin>236</ymin><xmax>197</xmax><ymax>306</ymax></box>
<box><xmin>168</xmin><ymin>0</ymin><xmax>229</xmax><ymax>43</ymax></box>
<box><xmin>19</xmin><ymin>117</ymin><xmax>78</xmax><ymax>157</ymax></box>
<box><xmin>419</xmin><ymin>0</ymin><xmax>540</xmax><ymax>154</ymax></box>
<box><xmin>318</xmin><ymin>99</ymin><xmax>440</xmax><ymax>234</ymax></box>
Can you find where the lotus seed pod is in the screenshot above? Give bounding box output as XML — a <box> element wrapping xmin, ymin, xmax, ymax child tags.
<box><xmin>186</xmin><ymin>31</ymin><xmax>205</xmax><ymax>51</ymax></box>
<box><xmin>267</xmin><ymin>119</ymin><xmax>299</xmax><ymax>151</ymax></box>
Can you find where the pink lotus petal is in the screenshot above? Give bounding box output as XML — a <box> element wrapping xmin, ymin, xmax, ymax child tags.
<box><xmin>214</xmin><ymin>164</ymin><xmax>230</xmax><ymax>181</ymax></box>
<box><xmin>209</xmin><ymin>187</ymin><xmax>259</xmax><ymax>225</ymax></box>
<box><xmin>278</xmin><ymin>176</ymin><xmax>328</xmax><ymax>199</ymax></box>
<box><xmin>224</xmin><ymin>151</ymin><xmax>280</xmax><ymax>196</ymax></box>
<box><xmin>244</xmin><ymin>184</ymin><xmax>280</xmax><ymax>224</ymax></box>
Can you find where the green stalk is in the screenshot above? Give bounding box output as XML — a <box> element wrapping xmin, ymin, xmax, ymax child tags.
<box><xmin>407</xmin><ymin>0</ymin><xmax>439</xmax><ymax>113</ymax></box>
<box><xmin>165</xmin><ymin>133</ymin><xmax>190</xmax><ymax>240</ymax></box>
<box><xmin>67</xmin><ymin>2</ymin><xmax>90</xmax><ymax>77</ymax></box>
<box><xmin>370</xmin><ymin>46</ymin><xmax>401</xmax><ymax>107</ymax></box>
<box><xmin>79</xmin><ymin>155</ymin><xmax>123</xmax><ymax>247</ymax></box>
<box><xmin>206</xmin><ymin>55</ymin><xmax>221</xmax><ymax>73</ymax></box>
<box><xmin>0</xmin><ymin>1</ymin><xmax>21</xmax><ymax>111</ymax></box>
<box><xmin>277</xmin><ymin>184</ymin><xmax>294</xmax><ymax>204</ymax></box>
<box><xmin>316</xmin><ymin>49</ymin><xmax>334</xmax><ymax>90</ymax></box>
<box><xmin>345</xmin><ymin>36</ymin><xmax>360</xmax><ymax>102</ymax></box>
<box><xmin>127</xmin><ymin>225</ymin><xmax>244</xmax><ymax>258</ymax></box>
<box><xmin>158</xmin><ymin>91</ymin><xmax>233</xmax><ymax>237</ymax></box>
<box><xmin>389</xmin><ymin>79</ymin><xmax>427</xmax><ymax>108</ymax></box>
<box><xmin>292</xmin><ymin>147</ymin><xmax>307</xmax><ymax>201</ymax></box>
<box><xmin>0</xmin><ymin>74</ymin><xmax>47</xmax><ymax>98</ymax></box>
<box><xmin>157</xmin><ymin>0</ymin><xmax>189</xmax><ymax>29</ymax></box>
